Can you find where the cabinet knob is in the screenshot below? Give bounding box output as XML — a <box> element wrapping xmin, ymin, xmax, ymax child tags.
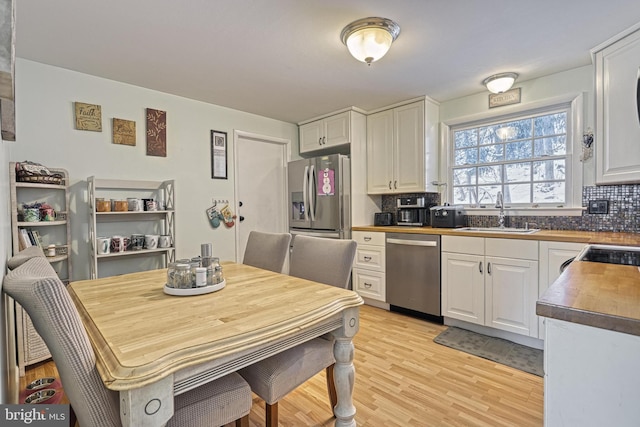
<box><xmin>318</xmin><ymin>137</ymin><xmax>322</xmax><ymax>145</ymax></box>
<box><xmin>487</xmin><ymin>262</ymin><xmax>492</xmax><ymax>275</ymax></box>
<box><xmin>394</xmin><ymin>181</ymin><xmax>397</xmax><ymax>189</ymax></box>
<box><xmin>239</xmin><ymin>215</ymin><xmax>245</xmax><ymax>222</ymax></box>
<box><xmin>364</xmin><ymin>236</ymin><xmax>371</xmax><ymax>242</ymax></box>
<box><xmin>364</xmin><ymin>256</ymin><xmax>372</xmax><ymax>262</ymax></box>
<box><xmin>388</xmin><ymin>181</ymin><xmax>392</xmax><ymax>190</ymax></box>
<box><xmin>364</xmin><ymin>282</ymin><xmax>372</xmax><ymax>288</ymax></box>
<box><xmin>479</xmin><ymin>261</ymin><xmax>483</xmax><ymax>274</ymax></box>
<box><xmin>322</xmin><ymin>136</ymin><xmax>326</xmax><ymax>145</ymax></box>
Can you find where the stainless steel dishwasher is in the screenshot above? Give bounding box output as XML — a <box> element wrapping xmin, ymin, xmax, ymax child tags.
<box><xmin>386</xmin><ymin>233</ymin><xmax>441</xmax><ymax>321</ymax></box>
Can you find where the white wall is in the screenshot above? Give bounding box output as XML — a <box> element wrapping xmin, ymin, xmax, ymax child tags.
<box><xmin>439</xmin><ymin>65</ymin><xmax>596</xmax><ymax>185</ymax></box>
<box><xmin>8</xmin><ymin>59</ymin><xmax>298</xmax><ymax>280</ymax></box>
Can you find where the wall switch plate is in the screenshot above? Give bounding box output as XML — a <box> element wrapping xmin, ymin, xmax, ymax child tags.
<box><xmin>588</xmin><ymin>199</ymin><xmax>609</xmax><ymax>214</ymax></box>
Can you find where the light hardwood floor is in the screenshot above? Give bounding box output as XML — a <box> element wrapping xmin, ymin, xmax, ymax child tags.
<box><xmin>22</xmin><ymin>305</ymin><xmax>543</xmax><ymax>426</ymax></box>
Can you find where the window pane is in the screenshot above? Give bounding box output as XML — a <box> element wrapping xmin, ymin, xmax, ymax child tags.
<box><xmin>533</xmin><ymin>182</ymin><xmax>565</xmax><ymax>204</ymax></box>
<box><xmin>477</xmin><ymin>186</ymin><xmax>500</xmax><ymax>205</ymax></box>
<box><xmin>454</xmin><ymin>129</ymin><xmax>477</xmax><ymax>148</ymax></box>
<box><xmin>453</xmin><ymin>186</ymin><xmax>477</xmax><ymax>204</ymax></box>
<box><xmin>452</xmin><ymin>167</ymin><xmax>476</xmax><ymax>185</ymax></box>
<box><xmin>501</xmin><ymin>119</ymin><xmax>532</xmax><ymax>140</ymax></box>
<box><xmin>533</xmin><ymin>159</ymin><xmax>565</xmax><ymax>181</ymax></box>
<box><xmin>479</xmin><ymin>144</ymin><xmax>504</xmax><ymax>163</ymax></box>
<box><xmin>478</xmin><ymin>165</ymin><xmax>502</xmax><ymax>184</ymax></box>
<box><xmin>478</xmin><ymin>126</ymin><xmax>499</xmax><ymax>145</ymax></box>
<box><xmin>505</xmin><ymin>140</ymin><xmax>532</xmax><ymax>160</ymax></box>
<box><xmin>454</xmin><ymin>148</ymin><xmax>478</xmax><ymax>166</ymax></box>
<box><xmin>505</xmin><ymin>184</ymin><xmax>531</xmax><ymax>204</ymax></box>
<box><xmin>534</xmin><ymin>113</ymin><xmax>566</xmax><ymax>136</ymax></box>
<box><xmin>505</xmin><ymin>162</ymin><xmax>531</xmax><ymax>183</ymax></box>
<box><xmin>534</xmin><ymin>136</ymin><xmax>566</xmax><ymax>157</ymax></box>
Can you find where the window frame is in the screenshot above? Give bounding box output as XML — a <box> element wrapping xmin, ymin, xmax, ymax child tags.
<box><xmin>440</xmin><ymin>93</ymin><xmax>585</xmax><ymax>216</ymax></box>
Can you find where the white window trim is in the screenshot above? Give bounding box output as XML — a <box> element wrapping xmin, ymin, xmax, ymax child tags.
<box><xmin>439</xmin><ymin>92</ymin><xmax>585</xmax><ymax>216</ymax></box>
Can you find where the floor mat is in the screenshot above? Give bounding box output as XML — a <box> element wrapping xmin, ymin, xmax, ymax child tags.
<box><xmin>434</xmin><ymin>326</ymin><xmax>543</xmax><ymax>377</ymax></box>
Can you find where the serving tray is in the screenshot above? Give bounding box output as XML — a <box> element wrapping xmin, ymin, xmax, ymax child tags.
<box><xmin>163</xmin><ymin>280</ymin><xmax>226</xmax><ymax>296</ymax></box>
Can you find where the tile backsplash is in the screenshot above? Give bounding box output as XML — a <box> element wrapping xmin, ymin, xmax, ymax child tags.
<box><xmin>380</xmin><ymin>185</ymin><xmax>640</xmax><ymax>233</ymax></box>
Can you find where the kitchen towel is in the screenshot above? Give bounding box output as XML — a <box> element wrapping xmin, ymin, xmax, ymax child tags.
<box><xmin>433</xmin><ymin>326</ymin><xmax>543</xmax><ymax>377</ymax></box>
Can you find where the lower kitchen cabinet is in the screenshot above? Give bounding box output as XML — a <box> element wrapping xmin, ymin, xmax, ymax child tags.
<box><xmin>442</xmin><ymin>236</ymin><xmax>539</xmax><ymax>338</ymax></box>
<box><xmin>352</xmin><ymin>231</ymin><xmax>386</xmax><ymax>303</ymax></box>
<box><xmin>538</xmin><ymin>240</ymin><xmax>585</xmax><ymax>339</ymax></box>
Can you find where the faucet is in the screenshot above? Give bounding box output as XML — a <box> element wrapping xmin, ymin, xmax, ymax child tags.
<box><xmin>496</xmin><ymin>190</ymin><xmax>505</xmax><ymax>228</ymax></box>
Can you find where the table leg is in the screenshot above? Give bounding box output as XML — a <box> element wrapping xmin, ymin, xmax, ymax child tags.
<box><xmin>119</xmin><ymin>375</ymin><xmax>174</xmax><ymax>427</ymax></box>
<box><xmin>332</xmin><ymin>306</ymin><xmax>359</xmax><ymax>427</ymax></box>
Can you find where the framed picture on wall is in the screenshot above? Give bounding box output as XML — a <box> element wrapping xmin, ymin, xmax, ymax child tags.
<box><xmin>211</xmin><ymin>130</ymin><xmax>227</xmax><ymax>179</ymax></box>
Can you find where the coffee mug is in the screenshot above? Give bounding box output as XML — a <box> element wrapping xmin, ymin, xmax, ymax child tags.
<box><xmin>97</xmin><ymin>237</ymin><xmax>111</xmax><ymax>255</ymax></box>
<box><xmin>23</xmin><ymin>208</ymin><xmax>40</xmax><ymax>222</ymax></box>
<box><xmin>144</xmin><ymin>234</ymin><xmax>159</xmax><ymax>250</ymax></box>
<box><xmin>142</xmin><ymin>199</ymin><xmax>157</xmax><ymax>211</ymax></box>
<box><xmin>158</xmin><ymin>235</ymin><xmax>172</xmax><ymax>248</ymax></box>
<box><xmin>110</xmin><ymin>235</ymin><xmax>124</xmax><ymax>253</ymax></box>
<box><xmin>131</xmin><ymin>234</ymin><xmax>145</xmax><ymax>251</ymax></box>
<box><xmin>127</xmin><ymin>198</ymin><xmax>144</xmax><ymax>212</ymax></box>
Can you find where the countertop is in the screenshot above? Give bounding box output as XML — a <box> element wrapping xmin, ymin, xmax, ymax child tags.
<box><xmin>353</xmin><ymin>225</ymin><xmax>640</xmax><ymax>336</ymax></box>
<box><xmin>352</xmin><ymin>225</ymin><xmax>640</xmax><ymax>246</ymax></box>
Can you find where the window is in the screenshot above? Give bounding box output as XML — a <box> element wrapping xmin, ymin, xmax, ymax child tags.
<box><xmin>451</xmin><ymin>109</ymin><xmax>570</xmax><ymax>208</ymax></box>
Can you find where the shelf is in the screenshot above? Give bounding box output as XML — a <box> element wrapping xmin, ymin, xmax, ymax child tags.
<box><xmin>96</xmin><ymin>247</ymin><xmax>174</xmax><ymax>259</ymax></box>
<box><xmin>15</xmin><ymin>182</ymin><xmax>66</xmax><ymax>190</ymax></box>
<box><xmin>17</xmin><ymin>220</ymin><xmax>67</xmax><ymax>227</ymax></box>
<box><xmin>45</xmin><ymin>254</ymin><xmax>68</xmax><ymax>263</ymax></box>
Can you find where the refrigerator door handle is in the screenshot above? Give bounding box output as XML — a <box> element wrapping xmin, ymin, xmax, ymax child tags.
<box><xmin>308</xmin><ymin>164</ymin><xmax>316</xmax><ymax>221</ymax></box>
<box><xmin>302</xmin><ymin>165</ymin><xmax>309</xmax><ymax>221</ymax></box>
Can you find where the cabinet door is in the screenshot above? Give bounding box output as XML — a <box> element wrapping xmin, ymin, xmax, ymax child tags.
<box><xmin>324</xmin><ymin>111</ymin><xmax>350</xmax><ymax>148</ymax></box>
<box><xmin>299</xmin><ymin>120</ymin><xmax>323</xmax><ymax>154</ymax></box>
<box><xmin>394</xmin><ymin>101</ymin><xmax>425</xmax><ymax>193</ymax></box>
<box><xmin>538</xmin><ymin>241</ymin><xmax>584</xmax><ymax>339</ymax></box>
<box><xmin>442</xmin><ymin>252</ymin><xmax>485</xmax><ymax>325</ymax></box>
<box><xmin>366</xmin><ymin>109</ymin><xmax>395</xmax><ymax>193</ymax></box>
<box><xmin>485</xmin><ymin>256</ymin><xmax>538</xmax><ymax>337</ymax></box>
<box><xmin>596</xmin><ymin>28</ymin><xmax>640</xmax><ymax>184</ymax></box>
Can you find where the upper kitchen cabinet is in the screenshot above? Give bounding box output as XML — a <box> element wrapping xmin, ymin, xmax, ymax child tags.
<box><xmin>298</xmin><ymin>109</ymin><xmax>365</xmax><ymax>155</ymax></box>
<box><xmin>592</xmin><ymin>23</ymin><xmax>640</xmax><ymax>184</ymax></box>
<box><xmin>366</xmin><ymin>98</ymin><xmax>439</xmax><ymax>194</ymax></box>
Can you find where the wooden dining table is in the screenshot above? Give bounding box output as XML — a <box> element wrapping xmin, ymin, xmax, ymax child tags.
<box><xmin>68</xmin><ymin>262</ymin><xmax>363</xmax><ymax>427</ymax></box>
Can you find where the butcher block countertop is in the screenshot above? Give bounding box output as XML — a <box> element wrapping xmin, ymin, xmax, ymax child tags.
<box><xmin>354</xmin><ymin>225</ymin><xmax>640</xmax><ymax>336</ymax></box>
<box><xmin>352</xmin><ymin>225</ymin><xmax>640</xmax><ymax>246</ymax></box>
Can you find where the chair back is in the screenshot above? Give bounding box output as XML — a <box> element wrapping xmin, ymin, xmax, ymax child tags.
<box><xmin>289</xmin><ymin>235</ymin><xmax>357</xmax><ymax>288</ymax></box>
<box><xmin>3</xmin><ymin>257</ymin><xmax>121</xmax><ymax>426</ymax></box>
<box><xmin>242</xmin><ymin>231</ymin><xmax>292</xmax><ymax>273</ymax></box>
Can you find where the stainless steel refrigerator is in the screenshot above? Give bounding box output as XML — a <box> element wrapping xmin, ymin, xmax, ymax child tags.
<box><xmin>288</xmin><ymin>154</ymin><xmax>351</xmax><ymax>240</ymax></box>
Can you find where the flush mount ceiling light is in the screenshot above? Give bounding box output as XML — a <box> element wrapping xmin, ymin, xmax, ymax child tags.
<box><xmin>482</xmin><ymin>72</ymin><xmax>519</xmax><ymax>93</ymax></box>
<box><xmin>340</xmin><ymin>17</ymin><xmax>400</xmax><ymax>65</ymax></box>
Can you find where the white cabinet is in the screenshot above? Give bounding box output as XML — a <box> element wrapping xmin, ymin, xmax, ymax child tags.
<box><xmin>352</xmin><ymin>231</ymin><xmax>386</xmax><ymax>302</ymax></box>
<box><xmin>366</xmin><ymin>98</ymin><xmax>439</xmax><ymax>194</ymax></box>
<box><xmin>538</xmin><ymin>240</ymin><xmax>584</xmax><ymax>339</ymax></box>
<box><xmin>593</xmin><ymin>23</ymin><xmax>640</xmax><ymax>184</ymax></box>
<box><xmin>9</xmin><ymin>162</ymin><xmax>72</xmax><ymax>375</ymax></box>
<box><xmin>88</xmin><ymin>177</ymin><xmax>175</xmax><ymax>279</ymax></box>
<box><xmin>442</xmin><ymin>236</ymin><xmax>539</xmax><ymax>337</ymax></box>
<box><xmin>299</xmin><ymin>111</ymin><xmax>354</xmax><ymax>154</ymax></box>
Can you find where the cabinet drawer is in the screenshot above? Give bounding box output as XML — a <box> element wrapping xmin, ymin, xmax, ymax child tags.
<box><xmin>353</xmin><ymin>269</ymin><xmax>385</xmax><ymax>301</ymax></box>
<box><xmin>354</xmin><ymin>245</ymin><xmax>385</xmax><ymax>272</ymax></box>
<box><xmin>352</xmin><ymin>230</ymin><xmax>385</xmax><ymax>246</ymax></box>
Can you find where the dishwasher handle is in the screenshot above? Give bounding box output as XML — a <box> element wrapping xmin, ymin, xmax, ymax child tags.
<box><xmin>386</xmin><ymin>238</ymin><xmax>438</xmax><ymax>247</ymax></box>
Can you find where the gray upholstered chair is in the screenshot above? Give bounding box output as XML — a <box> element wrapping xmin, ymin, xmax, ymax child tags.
<box><xmin>242</xmin><ymin>231</ymin><xmax>292</xmax><ymax>273</ymax></box>
<box><xmin>3</xmin><ymin>257</ymin><xmax>252</xmax><ymax>427</ymax></box>
<box><xmin>239</xmin><ymin>235</ymin><xmax>357</xmax><ymax>426</ymax></box>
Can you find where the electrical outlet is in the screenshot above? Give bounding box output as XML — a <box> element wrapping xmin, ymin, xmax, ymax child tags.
<box><xmin>588</xmin><ymin>199</ymin><xmax>609</xmax><ymax>214</ymax></box>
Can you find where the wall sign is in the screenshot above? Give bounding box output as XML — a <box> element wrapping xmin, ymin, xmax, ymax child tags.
<box><xmin>489</xmin><ymin>88</ymin><xmax>521</xmax><ymax>108</ymax></box>
<box><xmin>112</xmin><ymin>118</ymin><xmax>136</xmax><ymax>146</ymax></box>
<box><xmin>146</xmin><ymin>108</ymin><xmax>167</xmax><ymax>157</ymax></box>
<box><xmin>74</xmin><ymin>102</ymin><xmax>102</xmax><ymax>131</ymax></box>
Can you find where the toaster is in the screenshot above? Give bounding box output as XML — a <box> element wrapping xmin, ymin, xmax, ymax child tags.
<box><xmin>374</xmin><ymin>212</ymin><xmax>394</xmax><ymax>226</ymax></box>
<box><xmin>430</xmin><ymin>205</ymin><xmax>466</xmax><ymax>228</ymax></box>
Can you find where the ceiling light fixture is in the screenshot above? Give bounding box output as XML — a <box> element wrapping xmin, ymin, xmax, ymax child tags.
<box><xmin>340</xmin><ymin>17</ymin><xmax>400</xmax><ymax>65</ymax></box>
<box><xmin>482</xmin><ymin>72</ymin><xmax>519</xmax><ymax>93</ymax></box>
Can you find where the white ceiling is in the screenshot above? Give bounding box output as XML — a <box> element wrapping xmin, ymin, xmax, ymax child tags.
<box><xmin>14</xmin><ymin>1</ymin><xmax>640</xmax><ymax>124</ymax></box>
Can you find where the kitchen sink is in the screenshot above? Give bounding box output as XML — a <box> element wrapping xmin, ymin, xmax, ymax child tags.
<box><xmin>458</xmin><ymin>227</ymin><xmax>540</xmax><ymax>234</ymax></box>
